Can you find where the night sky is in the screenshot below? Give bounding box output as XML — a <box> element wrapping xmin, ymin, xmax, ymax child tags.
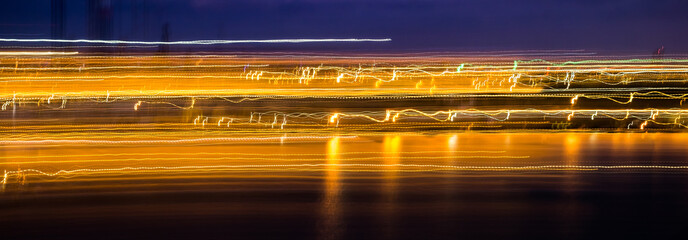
<box><xmin>1</xmin><ymin>0</ymin><xmax>687</xmax><ymax>52</ymax></box>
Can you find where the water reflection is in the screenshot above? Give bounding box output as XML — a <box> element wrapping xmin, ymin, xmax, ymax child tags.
<box><xmin>319</xmin><ymin>137</ymin><xmax>342</xmax><ymax>240</ymax></box>
<box><xmin>447</xmin><ymin>134</ymin><xmax>458</xmax><ymax>152</ymax></box>
<box><xmin>564</xmin><ymin>133</ymin><xmax>581</xmax><ymax>165</ymax></box>
<box><xmin>4</xmin><ymin>133</ymin><xmax>688</xmax><ymax>239</ymax></box>
<box><xmin>382</xmin><ymin>135</ymin><xmax>401</xmax><ymax>239</ymax></box>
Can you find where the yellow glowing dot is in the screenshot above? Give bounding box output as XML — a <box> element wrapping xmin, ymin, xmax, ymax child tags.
<box><xmin>329</xmin><ymin>113</ymin><xmax>339</xmax><ymax>123</ymax></box>
<box><xmin>571</xmin><ymin>95</ymin><xmax>579</xmax><ymax>105</ymax></box>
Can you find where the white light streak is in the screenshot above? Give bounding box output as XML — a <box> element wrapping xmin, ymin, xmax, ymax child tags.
<box><xmin>0</xmin><ymin>38</ymin><xmax>392</xmax><ymax>45</ymax></box>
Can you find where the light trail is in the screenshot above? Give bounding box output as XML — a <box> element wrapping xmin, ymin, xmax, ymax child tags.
<box><xmin>2</xmin><ymin>53</ymin><xmax>688</xmax><ymax>192</ymax></box>
<box><xmin>5</xmin><ymin>164</ymin><xmax>688</xmax><ymax>182</ymax></box>
<box><xmin>0</xmin><ymin>135</ymin><xmax>358</xmax><ymax>145</ymax></box>
<box><xmin>0</xmin><ymin>38</ymin><xmax>392</xmax><ymax>45</ymax></box>
<box><xmin>0</xmin><ymin>51</ymin><xmax>79</xmax><ymax>56</ymax></box>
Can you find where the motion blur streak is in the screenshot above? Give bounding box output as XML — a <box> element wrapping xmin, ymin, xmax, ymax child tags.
<box><xmin>3</xmin><ymin>53</ymin><xmax>688</xmax><ymax>183</ymax></box>
<box><xmin>0</xmin><ymin>38</ymin><xmax>392</xmax><ymax>45</ymax></box>
<box><xmin>3</xmin><ymin>51</ymin><xmax>688</xmax><ymax>239</ymax></box>
<box><xmin>0</xmin><ymin>51</ymin><xmax>79</xmax><ymax>55</ymax></box>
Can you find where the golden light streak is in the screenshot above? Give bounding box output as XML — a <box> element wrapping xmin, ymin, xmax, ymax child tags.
<box><xmin>3</xmin><ymin>53</ymin><xmax>688</xmax><ymax>193</ymax></box>
<box><xmin>7</xmin><ymin>164</ymin><xmax>688</xmax><ymax>180</ymax></box>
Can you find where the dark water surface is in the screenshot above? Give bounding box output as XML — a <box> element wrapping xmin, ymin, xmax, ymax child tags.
<box><xmin>2</xmin><ymin>133</ymin><xmax>688</xmax><ymax>239</ymax></box>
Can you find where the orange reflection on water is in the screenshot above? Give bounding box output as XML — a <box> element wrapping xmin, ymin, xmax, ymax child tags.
<box><xmin>382</xmin><ymin>135</ymin><xmax>401</xmax><ymax>238</ymax></box>
<box><xmin>319</xmin><ymin>137</ymin><xmax>342</xmax><ymax>240</ymax></box>
<box><xmin>382</xmin><ymin>134</ymin><xmax>401</xmax><ymax>200</ymax></box>
<box><xmin>564</xmin><ymin>133</ymin><xmax>581</xmax><ymax>165</ymax></box>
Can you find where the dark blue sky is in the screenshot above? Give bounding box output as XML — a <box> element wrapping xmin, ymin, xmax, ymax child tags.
<box><xmin>1</xmin><ymin>0</ymin><xmax>687</xmax><ymax>52</ymax></box>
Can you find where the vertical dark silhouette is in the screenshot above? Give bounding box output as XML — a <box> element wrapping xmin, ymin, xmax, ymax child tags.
<box><xmin>159</xmin><ymin>23</ymin><xmax>169</xmax><ymax>54</ymax></box>
<box><xmin>87</xmin><ymin>0</ymin><xmax>112</xmax><ymax>40</ymax></box>
<box><xmin>131</xmin><ymin>0</ymin><xmax>141</xmax><ymax>40</ymax></box>
<box><xmin>654</xmin><ymin>46</ymin><xmax>666</xmax><ymax>58</ymax></box>
<box><xmin>50</xmin><ymin>0</ymin><xmax>65</xmax><ymax>48</ymax></box>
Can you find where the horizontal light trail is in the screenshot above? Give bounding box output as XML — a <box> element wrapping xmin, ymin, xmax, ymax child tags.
<box><xmin>0</xmin><ymin>51</ymin><xmax>79</xmax><ymax>56</ymax></box>
<box><xmin>7</xmin><ymin>164</ymin><xmax>688</xmax><ymax>179</ymax></box>
<box><xmin>0</xmin><ymin>38</ymin><xmax>392</xmax><ymax>45</ymax></box>
<box><xmin>0</xmin><ymin>135</ymin><xmax>357</xmax><ymax>145</ymax></box>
